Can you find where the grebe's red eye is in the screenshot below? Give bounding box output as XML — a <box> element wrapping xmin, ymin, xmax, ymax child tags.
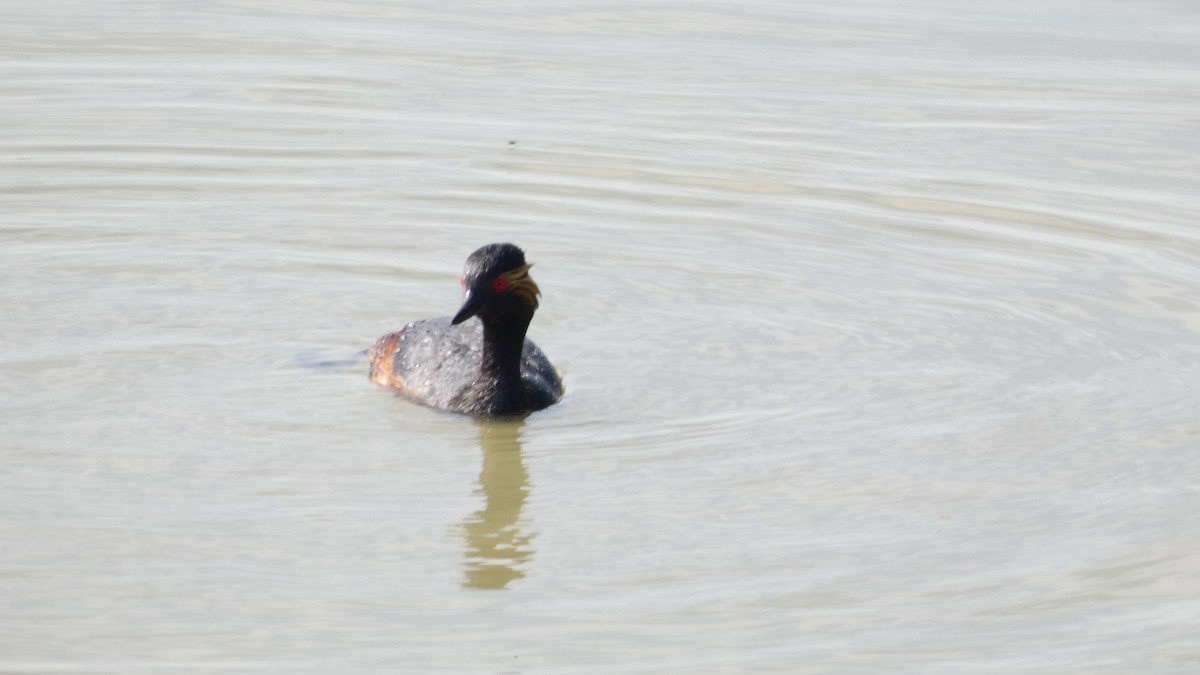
<box><xmin>459</xmin><ymin>275</ymin><xmax>465</xmax><ymax>288</ymax></box>
<box><xmin>492</xmin><ymin>277</ymin><xmax>508</xmax><ymax>293</ymax></box>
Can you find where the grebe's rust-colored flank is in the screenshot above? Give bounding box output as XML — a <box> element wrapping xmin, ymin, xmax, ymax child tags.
<box><xmin>367</xmin><ymin>332</ymin><xmax>404</xmax><ymax>389</ymax></box>
<box><xmin>368</xmin><ymin>243</ymin><xmax>563</xmax><ymax>416</ymax></box>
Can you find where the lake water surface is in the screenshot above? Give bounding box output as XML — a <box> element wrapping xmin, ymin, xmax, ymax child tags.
<box><xmin>3</xmin><ymin>0</ymin><xmax>1200</xmax><ymax>672</ymax></box>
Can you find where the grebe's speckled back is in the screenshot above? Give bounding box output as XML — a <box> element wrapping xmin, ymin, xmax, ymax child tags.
<box><xmin>369</xmin><ymin>243</ymin><xmax>562</xmax><ymax>416</ymax></box>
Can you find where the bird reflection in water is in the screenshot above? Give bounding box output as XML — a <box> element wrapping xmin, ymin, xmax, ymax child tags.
<box><xmin>461</xmin><ymin>419</ymin><xmax>535</xmax><ymax>590</ymax></box>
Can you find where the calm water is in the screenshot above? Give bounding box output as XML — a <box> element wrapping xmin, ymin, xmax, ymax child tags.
<box><xmin>3</xmin><ymin>0</ymin><xmax>1200</xmax><ymax>672</ymax></box>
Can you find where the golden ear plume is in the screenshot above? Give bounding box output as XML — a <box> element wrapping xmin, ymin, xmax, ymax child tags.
<box><xmin>500</xmin><ymin>263</ymin><xmax>539</xmax><ymax>307</ymax></box>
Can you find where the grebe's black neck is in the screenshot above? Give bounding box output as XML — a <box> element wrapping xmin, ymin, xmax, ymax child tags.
<box><xmin>480</xmin><ymin>312</ymin><xmax>530</xmax><ymax>383</ymax></box>
<box><xmin>464</xmin><ymin>303</ymin><xmax>535</xmax><ymax>415</ymax></box>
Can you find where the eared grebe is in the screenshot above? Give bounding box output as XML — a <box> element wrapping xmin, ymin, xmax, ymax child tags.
<box><xmin>369</xmin><ymin>243</ymin><xmax>563</xmax><ymax>416</ymax></box>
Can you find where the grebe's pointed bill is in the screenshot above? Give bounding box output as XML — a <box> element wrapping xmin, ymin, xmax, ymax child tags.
<box><xmin>451</xmin><ymin>290</ymin><xmax>484</xmax><ymax>325</ymax></box>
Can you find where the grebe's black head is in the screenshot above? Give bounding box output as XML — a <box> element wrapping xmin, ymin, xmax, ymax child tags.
<box><xmin>451</xmin><ymin>243</ymin><xmax>541</xmax><ymax>325</ymax></box>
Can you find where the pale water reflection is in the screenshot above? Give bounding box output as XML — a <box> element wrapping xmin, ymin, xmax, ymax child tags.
<box><xmin>462</xmin><ymin>420</ymin><xmax>535</xmax><ymax>590</ymax></box>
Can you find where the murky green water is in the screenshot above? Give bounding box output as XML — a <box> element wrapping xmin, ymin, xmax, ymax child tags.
<box><xmin>3</xmin><ymin>1</ymin><xmax>1199</xmax><ymax>671</ymax></box>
